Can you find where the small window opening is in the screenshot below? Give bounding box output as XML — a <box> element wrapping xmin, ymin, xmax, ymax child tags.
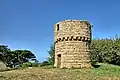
<box><xmin>57</xmin><ymin>24</ymin><xmax>59</xmax><ymax>31</ymax></box>
<box><xmin>58</xmin><ymin>54</ymin><xmax>61</xmax><ymax>57</ymax></box>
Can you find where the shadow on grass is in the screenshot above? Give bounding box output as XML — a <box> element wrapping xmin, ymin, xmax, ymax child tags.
<box><xmin>92</xmin><ymin>64</ymin><xmax>101</xmax><ymax>68</ymax></box>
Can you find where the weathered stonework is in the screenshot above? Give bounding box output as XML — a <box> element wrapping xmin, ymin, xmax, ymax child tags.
<box><xmin>54</xmin><ymin>20</ymin><xmax>92</xmax><ymax>68</ymax></box>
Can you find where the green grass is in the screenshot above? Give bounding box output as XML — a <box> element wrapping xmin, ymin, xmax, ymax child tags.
<box><xmin>0</xmin><ymin>63</ymin><xmax>120</xmax><ymax>80</ymax></box>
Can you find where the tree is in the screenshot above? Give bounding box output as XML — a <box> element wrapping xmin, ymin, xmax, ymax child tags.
<box><xmin>47</xmin><ymin>44</ymin><xmax>55</xmax><ymax>65</ymax></box>
<box><xmin>90</xmin><ymin>35</ymin><xmax>120</xmax><ymax>66</ymax></box>
<box><xmin>0</xmin><ymin>45</ymin><xmax>11</xmax><ymax>62</ymax></box>
<box><xmin>11</xmin><ymin>50</ymin><xmax>36</xmax><ymax>67</ymax></box>
<box><xmin>0</xmin><ymin>45</ymin><xmax>37</xmax><ymax>68</ymax></box>
<box><xmin>0</xmin><ymin>52</ymin><xmax>4</xmax><ymax>61</ymax></box>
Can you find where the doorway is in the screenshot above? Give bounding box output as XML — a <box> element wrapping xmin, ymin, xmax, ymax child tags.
<box><xmin>57</xmin><ymin>54</ymin><xmax>61</xmax><ymax>68</ymax></box>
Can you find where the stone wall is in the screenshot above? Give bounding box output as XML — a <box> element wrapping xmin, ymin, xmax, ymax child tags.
<box><xmin>54</xmin><ymin>20</ymin><xmax>92</xmax><ymax>68</ymax></box>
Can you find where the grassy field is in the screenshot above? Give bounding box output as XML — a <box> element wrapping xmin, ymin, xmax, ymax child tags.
<box><xmin>0</xmin><ymin>63</ymin><xmax>120</xmax><ymax>80</ymax></box>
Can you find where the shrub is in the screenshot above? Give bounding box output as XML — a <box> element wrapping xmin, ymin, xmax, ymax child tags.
<box><xmin>32</xmin><ymin>63</ymin><xmax>38</xmax><ymax>67</ymax></box>
<box><xmin>90</xmin><ymin>36</ymin><xmax>120</xmax><ymax>66</ymax></box>
<box><xmin>22</xmin><ymin>62</ymin><xmax>32</xmax><ymax>68</ymax></box>
<box><xmin>39</xmin><ymin>61</ymin><xmax>50</xmax><ymax>67</ymax></box>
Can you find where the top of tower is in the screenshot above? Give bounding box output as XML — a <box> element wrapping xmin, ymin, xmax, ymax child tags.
<box><xmin>56</xmin><ymin>19</ymin><xmax>92</xmax><ymax>26</ymax></box>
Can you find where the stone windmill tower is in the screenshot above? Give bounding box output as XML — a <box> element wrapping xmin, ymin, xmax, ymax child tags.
<box><xmin>54</xmin><ymin>20</ymin><xmax>92</xmax><ymax>68</ymax></box>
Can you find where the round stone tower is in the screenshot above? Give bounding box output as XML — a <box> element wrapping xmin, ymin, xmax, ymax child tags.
<box><xmin>54</xmin><ymin>20</ymin><xmax>92</xmax><ymax>68</ymax></box>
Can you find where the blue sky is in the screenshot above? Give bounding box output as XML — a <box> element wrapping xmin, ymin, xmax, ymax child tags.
<box><xmin>0</xmin><ymin>0</ymin><xmax>120</xmax><ymax>62</ymax></box>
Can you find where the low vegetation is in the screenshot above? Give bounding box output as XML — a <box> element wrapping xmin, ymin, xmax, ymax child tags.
<box><xmin>0</xmin><ymin>63</ymin><xmax>120</xmax><ymax>80</ymax></box>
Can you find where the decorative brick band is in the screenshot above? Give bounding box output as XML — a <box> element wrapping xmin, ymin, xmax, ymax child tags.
<box><xmin>55</xmin><ymin>36</ymin><xmax>91</xmax><ymax>44</ymax></box>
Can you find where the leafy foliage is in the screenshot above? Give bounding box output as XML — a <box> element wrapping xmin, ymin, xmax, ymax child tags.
<box><xmin>21</xmin><ymin>62</ymin><xmax>38</xmax><ymax>68</ymax></box>
<box><xmin>40</xmin><ymin>61</ymin><xmax>50</xmax><ymax>67</ymax></box>
<box><xmin>47</xmin><ymin>44</ymin><xmax>55</xmax><ymax>65</ymax></box>
<box><xmin>0</xmin><ymin>45</ymin><xmax>37</xmax><ymax>68</ymax></box>
<box><xmin>22</xmin><ymin>62</ymin><xmax>33</xmax><ymax>68</ymax></box>
<box><xmin>90</xmin><ymin>35</ymin><xmax>120</xmax><ymax>66</ymax></box>
<box><xmin>0</xmin><ymin>45</ymin><xmax>11</xmax><ymax>62</ymax></box>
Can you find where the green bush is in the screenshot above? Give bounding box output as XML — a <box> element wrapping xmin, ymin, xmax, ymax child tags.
<box><xmin>39</xmin><ymin>61</ymin><xmax>50</xmax><ymax>67</ymax></box>
<box><xmin>22</xmin><ymin>62</ymin><xmax>32</xmax><ymax>68</ymax></box>
<box><xmin>40</xmin><ymin>65</ymin><xmax>55</xmax><ymax>69</ymax></box>
<box><xmin>32</xmin><ymin>63</ymin><xmax>38</xmax><ymax>67</ymax></box>
<box><xmin>90</xmin><ymin>36</ymin><xmax>120</xmax><ymax>66</ymax></box>
<box><xmin>22</xmin><ymin>62</ymin><xmax>38</xmax><ymax>68</ymax></box>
